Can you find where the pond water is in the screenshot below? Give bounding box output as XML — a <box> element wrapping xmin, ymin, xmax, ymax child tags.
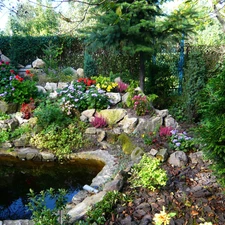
<box><xmin>0</xmin><ymin>155</ymin><xmax>104</xmax><ymax>220</ymax></box>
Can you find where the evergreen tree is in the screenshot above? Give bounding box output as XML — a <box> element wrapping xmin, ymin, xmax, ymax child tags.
<box><xmin>84</xmin><ymin>0</ymin><xmax>199</xmax><ymax>91</ymax></box>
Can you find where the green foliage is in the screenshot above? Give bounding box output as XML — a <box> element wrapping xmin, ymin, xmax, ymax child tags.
<box><xmin>0</xmin><ymin>112</ymin><xmax>10</xmax><ymax>120</ymax></box>
<box><xmin>34</xmin><ymin>100</ymin><xmax>71</xmax><ymax>129</ymax></box>
<box><xmin>129</xmin><ymin>154</ymin><xmax>168</xmax><ymax>191</ymax></box>
<box><xmin>30</xmin><ymin>119</ymin><xmax>89</xmax><ymax>158</ymax></box>
<box><xmin>0</xmin><ymin>130</ymin><xmax>10</xmax><ymax>144</ymax></box>
<box><xmin>11</xmin><ymin>123</ymin><xmax>31</xmax><ymax>139</ymax></box>
<box><xmin>9</xmin><ymin>0</ymin><xmax>60</xmax><ymax>36</ymax></box>
<box><xmin>125</xmin><ymin>80</ymin><xmax>140</xmax><ymax>108</ymax></box>
<box><xmin>169</xmin><ymin>129</ymin><xmax>195</xmax><ymax>152</ymax></box>
<box><xmin>86</xmin><ymin>191</ymin><xmax>128</xmax><ymax>224</ymax></box>
<box><xmin>27</xmin><ymin>188</ymin><xmax>69</xmax><ymax>225</ymax></box>
<box><xmin>196</xmin><ymin>68</ymin><xmax>225</xmax><ymax>186</ymax></box>
<box><xmin>84</xmin><ymin>52</ymin><xmax>98</xmax><ymax>78</ymax></box>
<box><xmin>182</xmin><ymin>49</ymin><xmax>207</xmax><ymax>122</ymax></box>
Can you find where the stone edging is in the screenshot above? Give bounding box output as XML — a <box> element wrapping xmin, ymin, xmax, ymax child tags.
<box><xmin>0</xmin><ymin>149</ymin><xmax>121</xmax><ymax>224</ymax></box>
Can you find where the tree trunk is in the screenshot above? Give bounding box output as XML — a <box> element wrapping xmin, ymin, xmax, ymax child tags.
<box><xmin>139</xmin><ymin>51</ymin><xmax>145</xmax><ymax>92</ymax></box>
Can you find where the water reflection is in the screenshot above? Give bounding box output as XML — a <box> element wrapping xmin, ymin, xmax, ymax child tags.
<box><xmin>0</xmin><ymin>155</ymin><xmax>104</xmax><ymax>220</ymax></box>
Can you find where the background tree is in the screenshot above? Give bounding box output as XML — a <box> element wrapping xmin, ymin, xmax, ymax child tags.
<box><xmin>83</xmin><ymin>0</ymin><xmax>199</xmax><ymax>91</ymax></box>
<box><xmin>8</xmin><ymin>0</ymin><xmax>60</xmax><ymax>36</ymax></box>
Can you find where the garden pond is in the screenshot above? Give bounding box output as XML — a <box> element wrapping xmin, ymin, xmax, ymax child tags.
<box><xmin>0</xmin><ymin>155</ymin><xmax>104</xmax><ymax>220</ymax></box>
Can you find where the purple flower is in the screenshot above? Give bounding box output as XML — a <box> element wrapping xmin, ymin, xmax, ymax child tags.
<box><xmin>91</xmin><ymin>93</ymin><xmax>98</xmax><ymax>97</ymax></box>
<box><xmin>175</xmin><ymin>142</ymin><xmax>181</xmax><ymax>147</ymax></box>
<box><xmin>74</xmin><ymin>99</ymin><xmax>79</xmax><ymax>102</ymax></box>
<box><xmin>172</xmin><ymin>139</ymin><xmax>178</xmax><ymax>143</ymax></box>
<box><xmin>170</xmin><ymin>129</ymin><xmax>178</xmax><ymax>135</ymax></box>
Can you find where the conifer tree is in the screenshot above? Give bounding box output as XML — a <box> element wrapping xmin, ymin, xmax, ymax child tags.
<box><xmin>84</xmin><ymin>0</ymin><xmax>199</xmax><ymax>91</ymax></box>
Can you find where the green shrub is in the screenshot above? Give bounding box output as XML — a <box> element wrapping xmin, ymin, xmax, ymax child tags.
<box><xmin>84</xmin><ymin>52</ymin><xmax>98</xmax><ymax>78</ymax></box>
<box><xmin>30</xmin><ymin>119</ymin><xmax>89</xmax><ymax>158</ymax></box>
<box><xmin>85</xmin><ymin>191</ymin><xmax>128</xmax><ymax>224</ymax></box>
<box><xmin>182</xmin><ymin>50</ymin><xmax>207</xmax><ymax>122</ymax></box>
<box><xmin>0</xmin><ymin>130</ymin><xmax>10</xmax><ymax>144</ymax></box>
<box><xmin>196</xmin><ymin>68</ymin><xmax>225</xmax><ymax>186</ymax></box>
<box><xmin>27</xmin><ymin>188</ymin><xmax>69</xmax><ymax>225</ymax></box>
<box><xmin>34</xmin><ymin>100</ymin><xmax>71</xmax><ymax>129</ymax></box>
<box><xmin>129</xmin><ymin>154</ymin><xmax>168</xmax><ymax>191</ymax></box>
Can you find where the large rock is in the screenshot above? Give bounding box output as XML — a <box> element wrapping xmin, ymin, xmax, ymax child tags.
<box><xmin>133</xmin><ymin>116</ymin><xmax>162</xmax><ymax>134</ymax></box>
<box><xmin>99</xmin><ymin>108</ymin><xmax>127</xmax><ymax>127</ymax></box>
<box><xmin>168</xmin><ymin>151</ymin><xmax>188</xmax><ymax>167</ymax></box>
<box><xmin>0</xmin><ymin>50</ymin><xmax>10</xmax><ymax>63</ymax></box>
<box><xmin>105</xmin><ymin>92</ymin><xmax>121</xmax><ymax>105</ymax></box>
<box><xmin>118</xmin><ymin>115</ymin><xmax>138</xmax><ymax>133</ymax></box>
<box><xmin>44</xmin><ymin>82</ymin><xmax>57</xmax><ymax>91</ymax></box>
<box><xmin>76</xmin><ymin>68</ymin><xmax>84</xmax><ymax>78</ymax></box>
<box><xmin>165</xmin><ymin>115</ymin><xmax>179</xmax><ymax>128</ymax></box>
<box><xmin>32</xmin><ymin>58</ymin><xmax>45</xmax><ymax>68</ymax></box>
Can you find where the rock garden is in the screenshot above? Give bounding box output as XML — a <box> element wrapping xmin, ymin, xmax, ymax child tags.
<box><xmin>0</xmin><ymin>55</ymin><xmax>225</xmax><ymax>225</ymax></box>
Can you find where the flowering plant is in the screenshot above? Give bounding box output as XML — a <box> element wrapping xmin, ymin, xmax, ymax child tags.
<box><xmin>116</xmin><ymin>81</ymin><xmax>129</xmax><ymax>93</ymax></box>
<box><xmin>170</xmin><ymin>129</ymin><xmax>195</xmax><ymax>152</ymax></box>
<box><xmin>131</xmin><ymin>94</ymin><xmax>148</xmax><ymax>116</ymax></box>
<box><xmin>0</xmin><ymin>61</ymin><xmax>38</xmax><ymax>104</ymax></box>
<box><xmin>90</xmin><ymin>114</ymin><xmax>108</xmax><ymax>128</ymax></box>
<box><xmin>77</xmin><ymin>77</ymin><xmax>96</xmax><ymax>87</ymax></box>
<box><xmin>153</xmin><ymin>206</ymin><xmax>176</xmax><ymax>225</ymax></box>
<box><xmin>94</xmin><ymin>75</ymin><xmax>118</xmax><ymax>92</ymax></box>
<box><xmin>20</xmin><ymin>98</ymin><xmax>36</xmax><ymax>119</ymax></box>
<box><xmin>57</xmin><ymin>81</ymin><xmax>110</xmax><ymax>115</ymax></box>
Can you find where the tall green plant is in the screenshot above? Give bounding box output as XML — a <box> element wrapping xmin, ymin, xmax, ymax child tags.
<box><xmin>182</xmin><ymin>50</ymin><xmax>207</xmax><ymax>121</ymax></box>
<box><xmin>84</xmin><ymin>52</ymin><xmax>98</xmax><ymax>78</ymax></box>
<box><xmin>196</xmin><ymin>67</ymin><xmax>225</xmax><ymax>186</ymax></box>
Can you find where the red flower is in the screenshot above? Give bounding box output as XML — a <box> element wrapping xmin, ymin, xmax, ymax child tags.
<box><xmin>25</xmin><ymin>70</ymin><xmax>31</xmax><ymax>74</ymax></box>
<box><xmin>10</xmin><ymin>69</ymin><xmax>15</xmax><ymax>74</ymax></box>
<box><xmin>15</xmin><ymin>75</ymin><xmax>24</xmax><ymax>82</ymax></box>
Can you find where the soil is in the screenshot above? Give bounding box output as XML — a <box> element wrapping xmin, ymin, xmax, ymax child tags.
<box><xmin>84</xmin><ymin>109</ymin><xmax>225</xmax><ymax>225</ymax></box>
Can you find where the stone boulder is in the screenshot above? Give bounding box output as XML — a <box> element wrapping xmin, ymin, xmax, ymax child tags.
<box><xmin>98</xmin><ymin>108</ymin><xmax>127</xmax><ymax>127</ymax></box>
<box><xmin>32</xmin><ymin>58</ymin><xmax>45</xmax><ymax>68</ymax></box>
<box><xmin>76</xmin><ymin>68</ymin><xmax>84</xmax><ymax>78</ymax></box>
<box><xmin>168</xmin><ymin>151</ymin><xmax>188</xmax><ymax>167</ymax></box>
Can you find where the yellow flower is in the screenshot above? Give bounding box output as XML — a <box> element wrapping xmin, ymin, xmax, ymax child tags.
<box><xmin>153</xmin><ymin>207</ymin><xmax>172</xmax><ymax>225</ymax></box>
<box><xmin>96</xmin><ymin>83</ymin><xmax>100</xmax><ymax>89</ymax></box>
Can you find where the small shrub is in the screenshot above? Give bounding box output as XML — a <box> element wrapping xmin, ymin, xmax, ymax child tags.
<box><xmin>20</xmin><ymin>98</ymin><xmax>36</xmax><ymax>119</ymax></box>
<box><xmin>34</xmin><ymin>100</ymin><xmax>71</xmax><ymax>129</ymax></box>
<box><xmin>170</xmin><ymin>129</ymin><xmax>195</xmax><ymax>152</ymax></box>
<box><xmin>85</xmin><ymin>191</ymin><xmax>126</xmax><ymax>224</ymax></box>
<box><xmin>0</xmin><ymin>130</ymin><xmax>10</xmax><ymax>144</ymax></box>
<box><xmin>0</xmin><ymin>112</ymin><xmax>10</xmax><ymax>120</ymax></box>
<box><xmin>27</xmin><ymin>188</ymin><xmax>69</xmax><ymax>225</ymax></box>
<box><xmin>84</xmin><ymin>52</ymin><xmax>98</xmax><ymax>78</ymax></box>
<box><xmin>159</xmin><ymin>126</ymin><xmax>173</xmax><ymax>137</ymax></box>
<box><xmin>90</xmin><ymin>114</ymin><xmax>108</xmax><ymax>128</ymax></box>
<box><xmin>129</xmin><ymin>154</ymin><xmax>168</xmax><ymax>191</ymax></box>
<box><xmin>30</xmin><ymin>119</ymin><xmax>89</xmax><ymax>158</ymax></box>
<box><xmin>132</xmin><ymin>94</ymin><xmax>148</xmax><ymax>116</ymax></box>
<box><xmin>116</xmin><ymin>81</ymin><xmax>129</xmax><ymax>93</ymax></box>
